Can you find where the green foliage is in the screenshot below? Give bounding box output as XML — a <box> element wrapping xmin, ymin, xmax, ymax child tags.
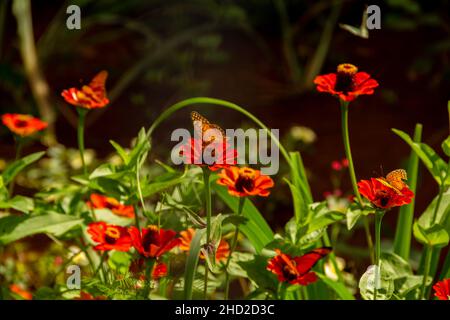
<box><xmin>1</xmin><ymin>151</ymin><xmax>45</xmax><ymax>185</ymax></box>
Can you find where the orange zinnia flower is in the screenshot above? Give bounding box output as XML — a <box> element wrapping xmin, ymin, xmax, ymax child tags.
<box><xmin>179</xmin><ymin>138</ymin><xmax>237</xmax><ymax>171</ymax></box>
<box><xmin>87</xmin><ymin>193</ymin><xmax>135</xmax><ymax>218</ymax></box>
<box><xmin>217</xmin><ymin>166</ymin><xmax>274</xmax><ymax>197</ymax></box>
<box><xmin>433</xmin><ymin>278</ymin><xmax>450</xmax><ymax>300</ymax></box>
<box><xmin>61</xmin><ymin>70</ymin><xmax>109</xmax><ymax>109</ymax></box>
<box><xmin>87</xmin><ymin>222</ymin><xmax>132</xmax><ymax>251</ymax></box>
<box><xmin>357</xmin><ymin>177</ymin><xmax>414</xmax><ymax>210</ymax></box>
<box><xmin>129</xmin><ymin>225</ymin><xmax>180</xmax><ymax>259</ymax></box>
<box><xmin>2</xmin><ymin>114</ymin><xmax>47</xmax><ymax>137</ymax></box>
<box><xmin>9</xmin><ymin>284</ymin><xmax>32</xmax><ymax>300</ymax></box>
<box><xmin>179</xmin><ymin>228</ymin><xmax>230</xmax><ymax>263</ymax></box>
<box><xmin>267</xmin><ymin>248</ymin><xmax>331</xmax><ymax>286</ymax></box>
<box><xmin>314</xmin><ymin>63</ymin><xmax>378</xmax><ymax>102</ymax></box>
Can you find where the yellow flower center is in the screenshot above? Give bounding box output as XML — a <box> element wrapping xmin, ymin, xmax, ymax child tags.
<box><xmin>337</xmin><ymin>63</ymin><xmax>358</xmax><ymax>76</ymax></box>
<box><xmin>105</xmin><ymin>227</ymin><xmax>120</xmax><ymax>239</ymax></box>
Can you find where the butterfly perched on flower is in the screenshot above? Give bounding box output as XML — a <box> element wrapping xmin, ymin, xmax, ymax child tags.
<box><xmin>61</xmin><ymin>71</ymin><xmax>109</xmax><ymax>109</ymax></box>
<box><xmin>267</xmin><ymin>247</ymin><xmax>331</xmax><ymax>285</ymax></box>
<box><xmin>190</xmin><ymin>111</ymin><xmax>226</xmax><ymax>145</ymax></box>
<box><xmin>376</xmin><ymin>169</ymin><xmax>407</xmax><ymax>194</ymax></box>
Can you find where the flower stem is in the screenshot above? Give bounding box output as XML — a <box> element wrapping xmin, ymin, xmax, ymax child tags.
<box><xmin>202</xmin><ymin>167</ymin><xmax>212</xmax><ymax>300</ymax></box>
<box><xmin>224</xmin><ymin>197</ymin><xmax>245</xmax><ymax>300</ymax></box>
<box><xmin>420</xmin><ymin>245</ymin><xmax>432</xmax><ymax>300</ymax></box>
<box><xmin>8</xmin><ymin>137</ymin><xmax>24</xmax><ymax>196</ymax></box>
<box><xmin>143</xmin><ymin>259</ymin><xmax>155</xmax><ymax>299</ymax></box>
<box><xmin>373</xmin><ymin>210</ymin><xmax>384</xmax><ymax>300</ymax></box>
<box><xmin>77</xmin><ymin>108</ymin><xmax>88</xmax><ymax>176</ymax></box>
<box><xmin>340</xmin><ymin>101</ymin><xmax>374</xmax><ymax>263</ymax></box>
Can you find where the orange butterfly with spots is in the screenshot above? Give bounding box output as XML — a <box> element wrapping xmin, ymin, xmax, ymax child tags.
<box><xmin>190</xmin><ymin>111</ymin><xmax>226</xmax><ymax>145</ymax></box>
<box><xmin>61</xmin><ymin>71</ymin><xmax>109</xmax><ymax>109</ymax></box>
<box><xmin>376</xmin><ymin>169</ymin><xmax>408</xmax><ymax>194</ymax></box>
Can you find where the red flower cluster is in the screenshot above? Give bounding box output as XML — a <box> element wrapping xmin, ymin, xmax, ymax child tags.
<box><xmin>217</xmin><ymin>166</ymin><xmax>274</xmax><ymax>197</ymax></box>
<box><xmin>314</xmin><ymin>63</ymin><xmax>378</xmax><ymax>102</ymax></box>
<box><xmin>87</xmin><ymin>193</ymin><xmax>135</xmax><ymax>218</ymax></box>
<box><xmin>433</xmin><ymin>278</ymin><xmax>450</xmax><ymax>300</ymax></box>
<box><xmin>331</xmin><ymin>158</ymin><xmax>349</xmax><ymax>171</ymax></box>
<box><xmin>267</xmin><ymin>248</ymin><xmax>331</xmax><ymax>286</ymax></box>
<box><xmin>357</xmin><ymin>177</ymin><xmax>414</xmax><ymax>210</ymax></box>
<box><xmin>179</xmin><ymin>138</ymin><xmax>237</xmax><ymax>171</ymax></box>
<box><xmin>2</xmin><ymin>114</ymin><xmax>47</xmax><ymax>137</ymax></box>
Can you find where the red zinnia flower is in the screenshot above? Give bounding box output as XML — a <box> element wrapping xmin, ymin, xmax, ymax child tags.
<box><xmin>314</xmin><ymin>63</ymin><xmax>378</xmax><ymax>102</ymax></box>
<box><xmin>179</xmin><ymin>138</ymin><xmax>237</xmax><ymax>171</ymax></box>
<box><xmin>87</xmin><ymin>193</ymin><xmax>135</xmax><ymax>218</ymax></box>
<box><xmin>2</xmin><ymin>114</ymin><xmax>47</xmax><ymax>137</ymax></box>
<box><xmin>357</xmin><ymin>177</ymin><xmax>414</xmax><ymax>210</ymax></box>
<box><xmin>129</xmin><ymin>225</ymin><xmax>180</xmax><ymax>259</ymax></box>
<box><xmin>217</xmin><ymin>166</ymin><xmax>274</xmax><ymax>197</ymax></box>
<box><xmin>433</xmin><ymin>278</ymin><xmax>450</xmax><ymax>300</ymax></box>
<box><xmin>267</xmin><ymin>248</ymin><xmax>331</xmax><ymax>286</ymax></box>
<box><xmin>179</xmin><ymin>228</ymin><xmax>230</xmax><ymax>263</ymax></box>
<box><xmin>87</xmin><ymin>222</ymin><xmax>132</xmax><ymax>251</ymax></box>
<box><xmin>9</xmin><ymin>284</ymin><xmax>32</xmax><ymax>300</ymax></box>
<box><xmin>61</xmin><ymin>71</ymin><xmax>109</xmax><ymax>109</ymax></box>
<box><xmin>130</xmin><ymin>259</ymin><xmax>169</xmax><ymax>280</ymax></box>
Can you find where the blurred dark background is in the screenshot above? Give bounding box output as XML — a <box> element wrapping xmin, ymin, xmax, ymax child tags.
<box><xmin>0</xmin><ymin>0</ymin><xmax>449</xmax><ymax>256</ymax></box>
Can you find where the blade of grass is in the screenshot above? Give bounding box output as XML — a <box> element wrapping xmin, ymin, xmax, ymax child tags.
<box><xmin>393</xmin><ymin>123</ymin><xmax>422</xmax><ymax>260</ymax></box>
<box><xmin>184</xmin><ymin>228</ymin><xmax>205</xmax><ymax>300</ymax></box>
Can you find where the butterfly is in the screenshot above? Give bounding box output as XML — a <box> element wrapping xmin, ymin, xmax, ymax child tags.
<box><xmin>339</xmin><ymin>6</ymin><xmax>369</xmax><ymax>39</ymax></box>
<box><xmin>273</xmin><ymin>247</ymin><xmax>332</xmax><ymax>282</ymax></box>
<box><xmin>376</xmin><ymin>169</ymin><xmax>408</xmax><ymax>194</ymax></box>
<box><xmin>61</xmin><ymin>71</ymin><xmax>109</xmax><ymax>109</ymax></box>
<box><xmin>190</xmin><ymin>111</ymin><xmax>226</xmax><ymax>145</ymax></box>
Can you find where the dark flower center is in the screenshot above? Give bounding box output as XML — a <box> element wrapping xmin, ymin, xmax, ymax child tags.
<box><xmin>142</xmin><ymin>227</ymin><xmax>159</xmax><ymax>252</ymax></box>
<box><xmin>282</xmin><ymin>263</ymin><xmax>298</xmax><ymax>282</ymax></box>
<box><xmin>14</xmin><ymin>119</ymin><xmax>29</xmax><ymax>128</ymax></box>
<box><xmin>235</xmin><ymin>176</ymin><xmax>254</xmax><ymax>193</ymax></box>
<box><xmin>375</xmin><ymin>190</ymin><xmax>391</xmax><ymax>208</ymax></box>
<box><xmin>335</xmin><ymin>63</ymin><xmax>358</xmax><ymax>94</ymax></box>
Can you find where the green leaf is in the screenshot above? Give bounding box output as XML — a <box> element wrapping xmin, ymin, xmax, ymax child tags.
<box><xmin>0</xmin><ymin>196</ymin><xmax>34</xmax><ymax>213</ymax></box>
<box><xmin>393</xmin><ymin>129</ymin><xmax>448</xmax><ymax>185</ymax></box>
<box><xmin>417</xmin><ymin>189</ymin><xmax>450</xmax><ymax>228</ymax></box>
<box><xmin>305</xmin><ymin>201</ymin><xmax>345</xmax><ymax>234</ymax></box>
<box><xmin>140</xmin><ymin>171</ymin><xmax>186</xmax><ymax>198</ymax></box>
<box><xmin>108</xmin><ymin>251</ymin><xmax>132</xmax><ymax>274</ymax></box>
<box><xmin>109</xmin><ymin>140</ymin><xmax>129</xmax><ymax>164</ymax></box>
<box><xmin>184</xmin><ymin>228</ymin><xmax>205</xmax><ymax>300</ymax></box>
<box><xmin>442</xmin><ymin>136</ymin><xmax>450</xmax><ymax>157</ymax></box>
<box><xmin>316</xmin><ymin>273</ymin><xmax>355</xmax><ymax>300</ymax></box>
<box><xmin>413</xmin><ymin>222</ymin><xmax>449</xmax><ymax>248</ymax></box>
<box><xmin>394</xmin><ymin>123</ymin><xmax>422</xmax><ymax>260</ymax></box>
<box><xmin>213</xmin><ymin>183</ymin><xmax>274</xmax><ymax>253</ymax></box>
<box><xmin>2</xmin><ymin>151</ymin><xmax>45</xmax><ymax>184</ymax></box>
<box><xmin>0</xmin><ymin>212</ymin><xmax>83</xmax><ymax>244</ymax></box>
<box><xmin>239</xmin><ymin>255</ymin><xmax>278</xmax><ymax>293</ymax></box>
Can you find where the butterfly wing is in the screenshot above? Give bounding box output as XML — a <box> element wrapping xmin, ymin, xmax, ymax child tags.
<box><xmin>88</xmin><ymin>70</ymin><xmax>108</xmax><ymax>100</ymax></box>
<box><xmin>190</xmin><ymin>111</ymin><xmax>225</xmax><ymax>143</ymax></box>
<box><xmin>294</xmin><ymin>247</ymin><xmax>332</xmax><ymax>275</ymax></box>
<box><xmin>386</xmin><ymin>169</ymin><xmax>407</xmax><ymax>191</ymax></box>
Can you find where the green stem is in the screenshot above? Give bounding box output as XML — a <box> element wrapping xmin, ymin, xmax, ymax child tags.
<box><xmin>420</xmin><ymin>245</ymin><xmax>432</xmax><ymax>300</ymax></box>
<box><xmin>340</xmin><ymin>100</ymin><xmax>374</xmax><ymax>263</ymax></box>
<box><xmin>8</xmin><ymin>137</ymin><xmax>24</xmax><ymax>196</ymax></box>
<box><xmin>322</xmin><ymin>231</ymin><xmax>344</xmax><ymax>283</ymax></box>
<box><xmin>202</xmin><ymin>167</ymin><xmax>212</xmax><ymax>300</ymax></box>
<box><xmin>77</xmin><ymin>108</ymin><xmax>88</xmax><ymax>176</ymax></box>
<box><xmin>373</xmin><ymin>210</ymin><xmax>384</xmax><ymax>300</ymax></box>
<box><xmin>143</xmin><ymin>259</ymin><xmax>155</xmax><ymax>300</ymax></box>
<box><xmin>224</xmin><ymin>197</ymin><xmax>245</xmax><ymax>300</ymax></box>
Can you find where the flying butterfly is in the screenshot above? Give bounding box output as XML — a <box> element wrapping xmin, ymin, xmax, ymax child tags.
<box><xmin>62</xmin><ymin>70</ymin><xmax>109</xmax><ymax>109</ymax></box>
<box><xmin>376</xmin><ymin>169</ymin><xmax>408</xmax><ymax>194</ymax></box>
<box><xmin>190</xmin><ymin>111</ymin><xmax>226</xmax><ymax>145</ymax></box>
